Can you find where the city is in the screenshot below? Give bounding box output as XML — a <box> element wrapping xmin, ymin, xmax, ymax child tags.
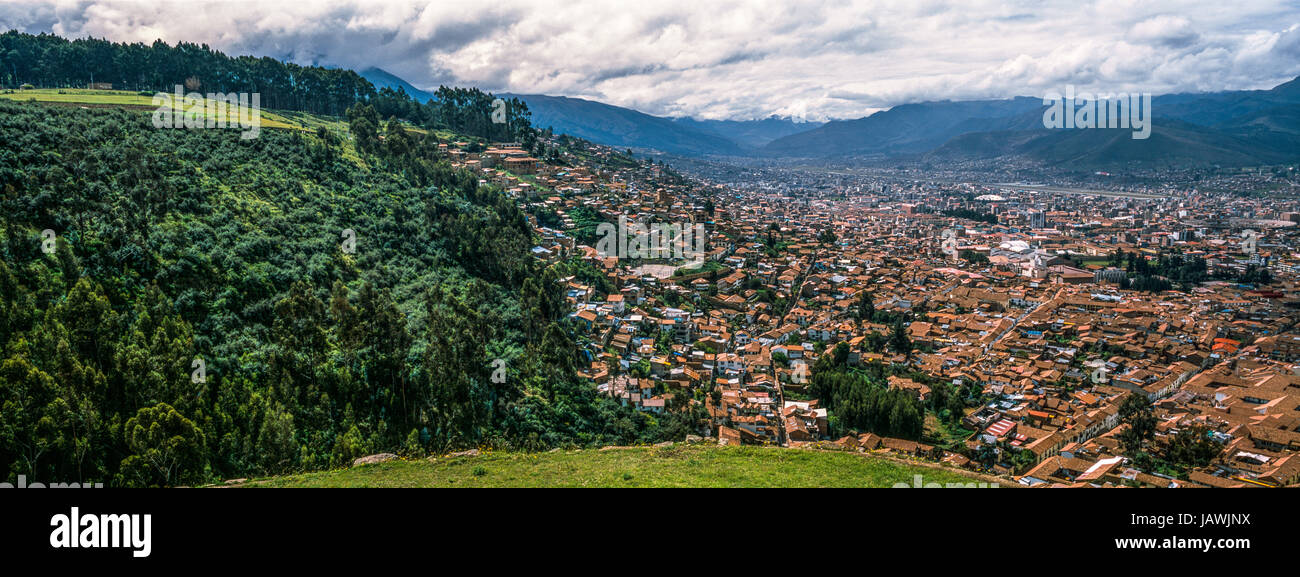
<box><xmin>1</xmin><ymin>0</ymin><xmax>1297</xmax><ymax>565</ymax></box>
<box><xmin>447</xmin><ymin>133</ymin><xmax>1300</xmax><ymax>488</ymax></box>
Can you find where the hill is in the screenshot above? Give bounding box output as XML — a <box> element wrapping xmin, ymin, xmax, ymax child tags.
<box><xmin>0</xmin><ymin>86</ymin><xmax>684</xmax><ymax>487</ymax></box>
<box><xmin>352</xmin><ymin>66</ymin><xmax>1300</xmax><ymax>168</ymax></box>
<box><xmin>359</xmin><ymin>67</ymin><xmax>436</xmax><ymax>103</ymax></box>
<box><xmin>350</xmin><ymin>67</ymin><xmax>782</xmax><ymax>154</ymax></box>
<box><xmin>767</xmin><ymin>79</ymin><xmax>1300</xmax><ymax>168</ymax></box>
<box><xmin>928</xmin><ymin>118</ymin><xmax>1295</xmax><ymax>169</ymax></box>
<box><xmin>0</xmin><ymin>87</ymin><xmax>307</xmax><ymax>130</ymax></box>
<box><xmin>503</xmin><ymin>93</ymin><xmax>746</xmax><ymax>156</ymax></box>
<box><xmin>240</xmin><ymin>444</ymin><xmax>1006</xmax><ymax>488</ymax></box>
<box><xmin>763</xmin><ymin>97</ymin><xmax>1046</xmax><ymax>157</ymax></box>
<box><xmin>673</xmin><ymin>116</ymin><xmax>824</xmax><ymax>148</ymax></box>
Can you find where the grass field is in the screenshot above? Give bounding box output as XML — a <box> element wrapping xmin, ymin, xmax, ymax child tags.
<box><xmin>239</xmin><ymin>444</ymin><xmax>1006</xmax><ymax>488</ymax></box>
<box><xmin>0</xmin><ymin>87</ymin><xmax>155</xmax><ymax>105</ymax></box>
<box><xmin>1</xmin><ymin>88</ymin><xmax>306</xmax><ymax>130</ymax></box>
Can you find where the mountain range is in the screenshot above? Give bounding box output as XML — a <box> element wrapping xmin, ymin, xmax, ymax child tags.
<box><xmin>361</xmin><ymin>67</ymin><xmax>436</xmax><ymax>103</ymax></box>
<box><xmin>361</xmin><ymin>68</ymin><xmax>819</xmax><ymax>155</ymax></box>
<box><xmin>765</xmin><ymin>77</ymin><xmax>1300</xmax><ymax>169</ymax></box>
<box><xmin>361</xmin><ymin>67</ymin><xmax>1300</xmax><ymax>169</ymax></box>
<box><xmin>498</xmin><ymin>92</ymin><xmax>748</xmax><ymax>156</ymax></box>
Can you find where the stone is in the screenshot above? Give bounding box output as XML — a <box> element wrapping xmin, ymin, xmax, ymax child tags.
<box><xmin>351</xmin><ymin>453</ymin><xmax>398</xmax><ymax>467</ymax></box>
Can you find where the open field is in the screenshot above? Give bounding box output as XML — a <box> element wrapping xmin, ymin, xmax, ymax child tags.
<box><xmin>236</xmin><ymin>444</ymin><xmax>1007</xmax><ymax>488</ymax></box>
<box><xmin>1</xmin><ymin>88</ymin><xmax>306</xmax><ymax>130</ymax></box>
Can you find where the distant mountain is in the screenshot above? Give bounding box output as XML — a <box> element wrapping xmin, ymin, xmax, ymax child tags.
<box><xmin>929</xmin><ymin>119</ymin><xmax>1293</xmax><ymax>169</ymax></box>
<box><xmin>354</xmin><ymin>68</ymin><xmax>743</xmax><ymax>154</ymax></box>
<box><xmin>766</xmin><ymin>77</ymin><xmax>1300</xmax><ymax>168</ymax></box>
<box><xmin>762</xmin><ymin>97</ymin><xmax>1045</xmax><ymax>157</ymax></box>
<box><xmin>503</xmin><ymin>93</ymin><xmax>745</xmax><ymax>156</ymax></box>
<box><xmin>360</xmin><ymin>67</ymin><xmax>436</xmax><ymax>103</ymax></box>
<box><xmin>362</xmin><ymin>66</ymin><xmax>1300</xmax><ymax>168</ymax></box>
<box><xmin>673</xmin><ymin>116</ymin><xmax>823</xmax><ymax>148</ymax></box>
<box><xmin>1154</xmin><ymin>78</ymin><xmax>1300</xmax><ymax>127</ymax></box>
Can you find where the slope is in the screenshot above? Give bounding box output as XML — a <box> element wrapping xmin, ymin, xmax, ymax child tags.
<box><xmin>241</xmin><ymin>444</ymin><xmax>1008</xmax><ymax>488</ymax></box>
<box><xmin>503</xmin><ymin>93</ymin><xmax>745</xmax><ymax>156</ymax></box>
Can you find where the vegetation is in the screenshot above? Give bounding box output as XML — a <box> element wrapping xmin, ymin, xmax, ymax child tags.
<box><xmin>940</xmin><ymin>207</ymin><xmax>997</xmax><ymax>225</ymax></box>
<box><xmin>0</xmin><ymin>31</ymin><xmax>372</xmax><ymax>115</ymax></box>
<box><xmin>854</xmin><ymin>290</ymin><xmax>875</xmax><ymax>322</ymax></box>
<box><xmin>245</xmin><ymin>444</ymin><xmax>996</xmax><ymax>488</ymax></box>
<box><xmin>0</xmin><ymin>97</ymin><xmax>683</xmax><ymax>487</ymax></box>
<box><xmin>1118</xmin><ymin>393</ymin><xmax>1157</xmax><ymax>457</ymax></box>
<box><xmin>0</xmin><ymin>31</ymin><xmax>536</xmax><ymax>144</ymax></box>
<box><xmin>809</xmin><ymin>343</ymin><xmax>925</xmax><ymax>440</ymax></box>
<box><xmin>1117</xmin><ymin>392</ymin><xmax>1225</xmax><ymax>477</ymax></box>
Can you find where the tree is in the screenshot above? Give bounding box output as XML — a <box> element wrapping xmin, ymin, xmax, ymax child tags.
<box><xmin>818</xmin><ymin>228</ymin><xmax>838</xmax><ymax>245</ymax></box>
<box><xmin>385</xmin><ymin>116</ymin><xmax>413</xmax><ymax>158</ymax></box>
<box><xmin>0</xmin><ymin>356</ymin><xmax>61</xmax><ymax>478</ymax></box>
<box><xmin>1118</xmin><ymin>393</ymin><xmax>1157</xmax><ymax>456</ymax></box>
<box><xmin>1165</xmin><ymin>424</ymin><xmax>1222</xmax><ymax>470</ymax></box>
<box><xmin>945</xmin><ymin>390</ymin><xmax>966</xmax><ymax>425</ymax></box>
<box><xmin>118</xmin><ymin>402</ymin><xmax>207</xmax><ymax>487</ymax></box>
<box><xmin>421</xmin><ymin>287</ymin><xmax>493</xmax><ymax>445</ymax></box>
<box><xmin>855</xmin><ymin>291</ymin><xmax>875</xmax><ymax>322</ymax></box>
<box><xmin>889</xmin><ymin>319</ymin><xmax>912</xmax><ymax>356</ymax></box>
<box><xmin>347</xmin><ymin>103</ymin><xmax>381</xmax><ymax>153</ymax></box>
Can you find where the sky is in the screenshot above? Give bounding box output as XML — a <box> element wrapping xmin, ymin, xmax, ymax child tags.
<box><xmin>2</xmin><ymin>0</ymin><xmax>1299</xmax><ymax>121</ymax></box>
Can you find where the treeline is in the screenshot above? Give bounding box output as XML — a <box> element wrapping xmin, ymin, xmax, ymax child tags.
<box><xmin>940</xmin><ymin>207</ymin><xmax>998</xmax><ymax>225</ymax></box>
<box><xmin>0</xmin><ymin>31</ymin><xmax>372</xmax><ymax>115</ymax></box>
<box><xmin>0</xmin><ymin>101</ymin><xmax>676</xmax><ymax>487</ymax></box>
<box><xmin>0</xmin><ymin>31</ymin><xmax>537</xmax><ymax>143</ymax></box>
<box><xmin>808</xmin><ymin>343</ymin><xmax>925</xmax><ymax>440</ymax></box>
<box><xmin>1108</xmin><ymin>249</ymin><xmax>1274</xmax><ymax>292</ymax></box>
<box><xmin>366</xmin><ymin>86</ymin><xmax>538</xmax><ymax>147</ymax></box>
<box><xmin>1118</xmin><ymin>250</ymin><xmax>1207</xmax><ymax>287</ymax></box>
<box><xmin>1118</xmin><ymin>393</ymin><xmax>1223</xmax><ymax>477</ymax></box>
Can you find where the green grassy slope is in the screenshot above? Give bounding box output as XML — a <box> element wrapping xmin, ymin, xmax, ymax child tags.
<box><xmin>242</xmin><ymin>445</ymin><xmax>1007</xmax><ymax>488</ymax></box>
<box><xmin>0</xmin><ymin>88</ymin><xmax>305</xmax><ymax>129</ymax></box>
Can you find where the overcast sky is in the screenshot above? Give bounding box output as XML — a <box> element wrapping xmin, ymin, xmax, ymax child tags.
<box><xmin>3</xmin><ymin>0</ymin><xmax>1299</xmax><ymax>120</ymax></box>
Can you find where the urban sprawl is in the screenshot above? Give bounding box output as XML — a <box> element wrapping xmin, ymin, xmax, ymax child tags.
<box><xmin>444</xmin><ymin>135</ymin><xmax>1300</xmax><ymax>488</ymax></box>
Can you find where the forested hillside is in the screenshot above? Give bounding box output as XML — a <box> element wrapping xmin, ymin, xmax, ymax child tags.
<box><xmin>0</xmin><ymin>31</ymin><xmax>537</xmax><ymax>145</ymax></box>
<box><xmin>0</xmin><ymin>98</ymin><xmax>696</xmax><ymax>487</ymax></box>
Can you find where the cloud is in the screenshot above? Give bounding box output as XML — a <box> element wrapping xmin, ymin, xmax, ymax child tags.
<box><xmin>1</xmin><ymin>0</ymin><xmax>1298</xmax><ymax>120</ymax></box>
<box><xmin>1129</xmin><ymin>15</ymin><xmax>1200</xmax><ymax>47</ymax></box>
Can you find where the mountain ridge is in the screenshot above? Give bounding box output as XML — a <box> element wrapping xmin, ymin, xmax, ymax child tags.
<box><xmin>766</xmin><ymin>78</ymin><xmax>1300</xmax><ymax>168</ymax></box>
<box><xmin>363</xmin><ymin>66</ymin><xmax>1300</xmax><ymax>168</ymax></box>
<box><xmin>500</xmin><ymin>92</ymin><xmax>748</xmax><ymax>156</ymax></box>
<box><xmin>360</xmin><ymin>67</ymin><xmax>436</xmax><ymax>103</ymax></box>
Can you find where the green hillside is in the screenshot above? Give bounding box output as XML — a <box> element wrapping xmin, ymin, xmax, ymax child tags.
<box><xmin>240</xmin><ymin>444</ymin><xmax>1007</xmax><ymax>488</ymax></box>
<box><xmin>0</xmin><ymin>88</ymin><xmax>304</xmax><ymax>130</ymax></box>
<box><xmin>0</xmin><ymin>90</ymin><xmax>690</xmax><ymax>488</ymax></box>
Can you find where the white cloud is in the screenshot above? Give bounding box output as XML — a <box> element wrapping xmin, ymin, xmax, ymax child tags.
<box><xmin>1</xmin><ymin>0</ymin><xmax>1297</xmax><ymax>119</ymax></box>
<box><xmin>1129</xmin><ymin>15</ymin><xmax>1199</xmax><ymax>47</ymax></box>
